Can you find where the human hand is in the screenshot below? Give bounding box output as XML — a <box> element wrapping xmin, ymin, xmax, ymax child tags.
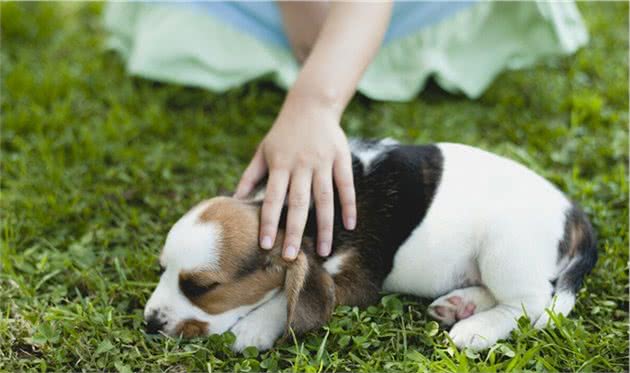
<box><xmin>234</xmin><ymin>94</ymin><xmax>356</xmax><ymax>260</ymax></box>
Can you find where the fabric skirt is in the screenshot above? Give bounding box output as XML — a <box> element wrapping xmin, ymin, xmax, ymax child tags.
<box><xmin>104</xmin><ymin>1</ymin><xmax>588</xmax><ymax>101</ymax></box>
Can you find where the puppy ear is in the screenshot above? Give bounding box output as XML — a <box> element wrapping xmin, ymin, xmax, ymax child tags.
<box><xmin>284</xmin><ymin>251</ymin><xmax>336</xmax><ymax>335</ymax></box>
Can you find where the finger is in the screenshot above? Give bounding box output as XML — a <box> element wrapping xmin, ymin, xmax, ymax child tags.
<box><xmin>234</xmin><ymin>148</ymin><xmax>267</xmax><ymax>199</ymax></box>
<box><xmin>283</xmin><ymin>169</ymin><xmax>312</xmax><ymax>260</ymax></box>
<box><xmin>259</xmin><ymin>169</ymin><xmax>290</xmax><ymax>250</ymax></box>
<box><xmin>334</xmin><ymin>150</ymin><xmax>356</xmax><ymax>230</ymax></box>
<box><xmin>313</xmin><ymin>168</ymin><xmax>334</xmax><ymax>257</ymax></box>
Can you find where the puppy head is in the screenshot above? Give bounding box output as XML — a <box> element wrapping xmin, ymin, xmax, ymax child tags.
<box><xmin>143</xmin><ymin>196</ymin><xmax>335</xmax><ymax>340</ymax></box>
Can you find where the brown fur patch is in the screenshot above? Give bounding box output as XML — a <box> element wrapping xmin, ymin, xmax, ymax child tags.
<box><xmin>330</xmin><ymin>248</ymin><xmax>381</xmax><ymax>308</ymax></box>
<box><xmin>174</xmin><ymin>319</ymin><xmax>209</xmax><ymax>338</ymax></box>
<box><xmin>287</xmin><ymin>266</ymin><xmax>335</xmax><ymax>334</ymax></box>
<box><xmin>179</xmin><ymin>199</ymin><xmax>293</xmax><ymax>314</ymax></box>
<box><xmin>175</xmin><ymin>197</ymin><xmax>364</xmax><ymax>336</ymax></box>
<box><xmin>567</xmin><ymin>221</ymin><xmax>585</xmax><ymax>257</ymax></box>
<box><xmin>285</xmin><ymin>251</ymin><xmax>310</xmax><ymax>328</ymax></box>
<box><xmin>282</xmin><ymin>240</ymin><xmax>337</xmax><ymax>335</ymax></box>
<box><xmin>285</xmin><ymin>264</ymin><xmax>335</xmax><ymax>334</ymax></box>
<box><xmin>555</xmin><ymin>205</ymin><xmax>597</xmax><ymax>292</ymax></box>
<box><xmin>182</xmin><ymin>269</ymin><xmax>284</xmax><ymax>314</ymax></box>
<box><xmin>198</xmin><ymin>197</ymin><xmax>260</xmax><ymax>276</ymax></box>
<box><xmin>559</xmin><ymin>206</ymin><xmax>593</xmax><ymax>259</ymax></box>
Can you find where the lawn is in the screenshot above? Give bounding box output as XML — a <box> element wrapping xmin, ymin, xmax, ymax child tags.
<box><xmin>1</xmin><ymin>2</ymin><xmax>628</xmax><ymax>371</ymax></box>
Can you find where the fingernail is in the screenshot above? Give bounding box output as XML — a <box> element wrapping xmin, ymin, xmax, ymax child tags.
<box><xmin>261</xmin><ymin>236</ymin><xmax>273</xmax><ymax>249</ymax></box>
<box><xmin>284</xmin><ymin>245</ymin><xmax>298</xmax><ymax>260</ymax></box>
<box><xmin>318</xmin><ymin>242</ymin><xmax>331</xmax><ymax>257</ymax></box>
<box><xmin>346</xmin><ymin>217</ymin><xmax>356</xmax><ymax>230</ymax></box>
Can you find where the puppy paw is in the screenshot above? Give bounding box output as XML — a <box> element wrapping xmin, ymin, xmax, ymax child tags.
<box><xmin>428</xmin><ymin>286</ymin><xmax>497</xmax><ymax>326</ymax></box>
<box><xmin>428</xmin><ymin>295</ymin><xmax>476</xmax><ymax>326</ymax></box>
<box><xmin>448</xmin><ymin>317</ymin><xmax>498</xmax><ymax>351</ymax></box>
<box><xmin>231</xmin><ymin>320</ymin><xmax>281</xmax><ymax>352</ymax></box>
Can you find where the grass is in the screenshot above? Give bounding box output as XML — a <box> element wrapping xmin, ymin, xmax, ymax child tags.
<box><xmin>1</xmin><ymin>2</ymin><xmax>628</xmax><ymax>371</ymax></box>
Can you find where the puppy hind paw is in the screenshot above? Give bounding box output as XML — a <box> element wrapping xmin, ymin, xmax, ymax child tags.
<box><xmin>448</xmin><ymin>320</ymin><xmax>496</xmax><ymax>351</ymax></box>
<box><xmin>428</xmin><ymin>295</ymin><xmax>476</xmax><ymax>326</ymax></box>
<box><xmin>428</xmin><ymin>286</ymin><xmax>496</xmax><ymax>326</ymax></box>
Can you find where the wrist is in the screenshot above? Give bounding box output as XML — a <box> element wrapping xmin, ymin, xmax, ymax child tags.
<box><xmin>285</xmin><ymin>81</ymin><xmax>346</xmax><ymax>120</ymax></box>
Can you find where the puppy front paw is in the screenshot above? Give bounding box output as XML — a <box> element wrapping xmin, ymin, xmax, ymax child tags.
<box><xmin>230</xmin><ymin>319</ymin><xmax>283</xmax><ymax>352</ymax></box>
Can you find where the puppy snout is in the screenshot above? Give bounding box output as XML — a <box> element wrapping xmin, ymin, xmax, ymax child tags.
<box><xmin>145</xmin><ymin>311</ymin><xmax>166</xmax><ymax>334</ymax></box>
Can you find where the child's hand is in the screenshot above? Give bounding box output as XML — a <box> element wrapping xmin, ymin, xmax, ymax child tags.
<box><xmin>235</xmin><ymin>93</ymin><xmax>356</xmax><ymax>260</ymax></box>
<box><xmin>236</xmin><ymin>1</ymin><xmax>391</xmax><ymax>260</ymax></box>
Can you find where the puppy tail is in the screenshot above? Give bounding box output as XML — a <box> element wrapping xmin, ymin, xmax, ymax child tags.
<box><xmin>535</xmin><ymin>205</ymin><xmax>598</xmax><ymax>329</ymax></box>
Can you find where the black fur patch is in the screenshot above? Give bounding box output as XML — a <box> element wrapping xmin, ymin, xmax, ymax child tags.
<box><xmin>249</xmin><ymin>142</ymin><xmax>443</xmax><ymax>291</ymax></box>
<box><xmin>179</xmin><ymin>278</ymin><xmax>218</xmax><ymax>298</ymax></box>
<box><xmin>296</xmin><ymin>143</ymin><xmax>444</xmax><ymax>286</ymax></box>
<box><xmin>555</xmin><ymin>205</ymin><xmax>598</xmax><ymax>293</ymax></box>
<box><xmin>347</xmin><ymin>145</ymin><xmax>443</xmax><ymax>281</ymax></box>
<box><xmin>235</xmin><ymin>251</ymin><xmax>266</xmax><ymax>279</ymax></box>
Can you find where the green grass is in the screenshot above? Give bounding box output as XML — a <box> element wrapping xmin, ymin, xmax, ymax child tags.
<box><xmin>1</xmin><ymin>2</ymin><xmax>628</xmax><ymax>371</ymax></box>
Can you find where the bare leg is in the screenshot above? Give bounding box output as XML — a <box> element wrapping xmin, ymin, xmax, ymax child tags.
<box><xmin>278</xmin><ymin>1</ymin><xmax>330</xmax><ymax>63</ymax></box>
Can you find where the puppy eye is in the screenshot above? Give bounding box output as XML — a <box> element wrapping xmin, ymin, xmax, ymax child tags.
<box><xmin>157</xmin><ymin>265</ymin><xmax>165</xmax><ymax>276</ymax></box>
<box><xmin>179</xmin><ymin>279</ymin><xmax>218</xmax><ymax>298</ymax></box>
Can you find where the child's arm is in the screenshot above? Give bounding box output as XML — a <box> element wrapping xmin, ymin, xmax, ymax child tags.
<box><xmin>235</xmin><ymin>2</ymin><xmax>393</xmax><ymax>260</ymax></box>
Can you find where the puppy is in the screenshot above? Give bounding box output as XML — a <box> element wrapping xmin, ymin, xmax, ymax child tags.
<box><xmin>144</xmin><ymin>139</ymin><xmax>597</xmax><ymax>351</ymax></box>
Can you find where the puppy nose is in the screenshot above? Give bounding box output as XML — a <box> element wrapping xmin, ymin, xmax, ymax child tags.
<box><xmin>145</xmin><ymin>312</ymin><xmax>166</xmax><ymax>334</ymax></box>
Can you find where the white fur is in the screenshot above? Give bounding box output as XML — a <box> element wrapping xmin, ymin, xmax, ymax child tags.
<box><xmin>145</xmin><ymin>266</ymin><xmax>278</xmax><ymax>338</ymax></box>
<box><xmin>160</xmin><ymin>201</ymin><xmax>220</xmax><ymax>271</ymax></box>
<box><xmin>323</xmin><ymin>251</ymin><xmax>351</xmax><ymax>275</ymax></box>
<box><xmin>383</xmin><ymin>143</ymin><xmax>571</xmax><ymax>349</ymax></box>
<box><xmin>231</xmin><ymin>291</ymin><xmax>287</xmax><ymax>351</ymax></box>
<box><xmin>251</xmin><ymin>188</ymin><xmax>266</xmax><ymax>202</ymax></box>
<box><xmin>349</xmin><ymin>138</ymin><xmax>398</xmax><ymax>173</ymax></box>
<box><xmin>145</xmin><ymin>201</ymin><xmax>279</xmax><ymax>339</ymax></box>
<box><xmin>534</xmin><ymin>291</ymin><xmax>576</xmax><ymax>329</ymax></box>
<box><xmin>146</xmin><ymin>141</ymin><xmax>578</xmax><ymax>352</ymax></box>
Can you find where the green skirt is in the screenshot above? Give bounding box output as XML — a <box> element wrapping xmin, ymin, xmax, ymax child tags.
<box><xmin>104</xmin><ymin>2</ymin><xmax>588</xmax><ymax>101</ymax></box>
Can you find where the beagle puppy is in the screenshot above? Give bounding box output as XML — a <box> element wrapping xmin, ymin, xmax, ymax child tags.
<box><xmin>144</xmin><ymin>139</ymin><xmax>597</xmax><ymax>352</ymax></box>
